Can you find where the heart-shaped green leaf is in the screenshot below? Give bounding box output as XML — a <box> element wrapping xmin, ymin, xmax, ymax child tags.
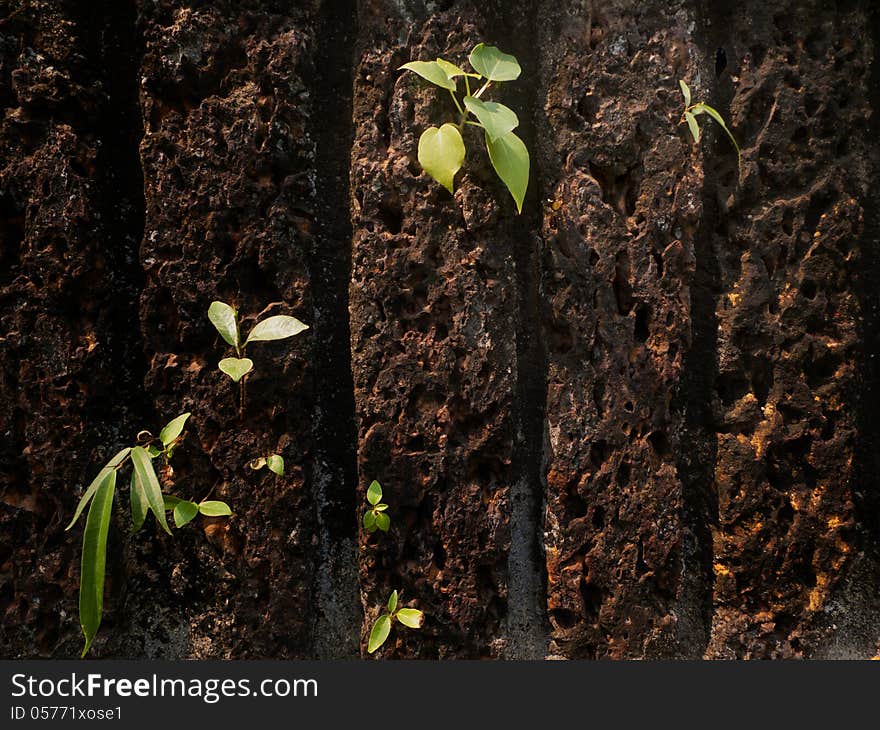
<box><xmin>66</xmin><ymin>447</ymin><xmax>130</xmax><ymax>530</ymax></box>
<box><xmin>366</xmin><ymin>480</ymin><xmax>382</xmax><ymax>506</ymax></box>
<box><xmin>399</xmin><ymin>60</ymin><xmax>456</xmax><ymax>90</ymax></box>
<box><xmin>218</xmin><ymin>357</ymin><xmax>253</xmax><ymax>382</ymax></box>
<box><xmin>368</xmin><ymin>614</ymin><xmax>392</xmax><ymax>654</ymax></box>
<box><xmin>208</xmin><ymin>301</ymin><xmax>239</xmax><ymax>349</ymax></box>
<box><xmin>435</xmin><ymin>58</ymin><xmax>472</xmax><ymax>79</ymax></box>
<box><xmin>158</xmin><ymin>412</ymin><xmax>190</xmax><ymax>448</ymax></box>
<box><xmin>130</xmin><ymin>470</ymin><xmax>148</xmax><ymax>532</ymax></box>
<box><xmin>199</xmin><ymin>500</ymin><xmax>232</xmax><ymax>517</ymax></box>
<box><xmin>173</xmin><ymin>500</ymin><xmax>199</xmax><ymax>528</ymax></box>
<box><xmin>130</xmin><ymin>446</ymin><xmax>171</xmax><ymax>535</ymax></box>
<box><xmin>679</xmin><ymin>79</ymin><xmax>691</xmax><ymax>107</ymax></box>
<box><xmin>468</xmin><ymin>43</ymin><xmax>521</xmax><ymax>81</ymax></box>
<box><xmin>266</xmin><ymin>454</ymin><xmax>284</xmax><ymax>476</ymax></box>
<box><xmin>79</xmin><ymin>468</ymin><xmax>115</xmax><ymax>657</ymax></box>
<box><xmin>395</xmin><ymin>607</ymin><xmax>424</xmax><ymax>629</ymax></box>
<box><xmin>418</xmin><ymin>124</ymin><xmax>465</xmax><ymax>194</ymax></box>
<box><xmin>245</xmin><ymin>315</ymin><xmax>309</xmax><ymax>345</ymax></box>
<box><xmin>685</xmin><ymin>111</ymin><xmax>700</xmax><ymax>143</ymax></box>
<box><xmin>464</xmin><ymin>96</ymin><xmax>518</xmax><ymax>141</ymax></box>
<box><xmin>486</xmin><ymin>130</ymin><xmax>529</xmax><ymax>213</ymax></box>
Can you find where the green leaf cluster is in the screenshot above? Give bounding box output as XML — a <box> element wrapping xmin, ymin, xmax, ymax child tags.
<box><xmin>679</xmin><ymin>80</ymin><xmax>741</xmax><ymax>168</ymax></box>
<box><xmin>362</xmin><ymin>480</ymin><xmax>390</xmax><ymax>533</ymax></box>
<box><xmin>400</xmin><ymin>43</ymin><xmax>530</xmax><ymax>213</ymax></box>
<box><xmin>208</xmin><ymin>301</ymin><xmax>309</xmax><ymax>383</ymax></box>
<box><xmin>66</xmin><ymin>413</ymin><xmax>232</xmax><ymax>657</ymax></box>
<box><xmin>367</xmin><ymin>590</ymin><xmax>425</xmax><ymax>654</ymax></box>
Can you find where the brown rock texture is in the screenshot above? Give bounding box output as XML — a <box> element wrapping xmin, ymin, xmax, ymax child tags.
<box><xmin>1</xmin><ymin>0</ymin><xmax>878</xmax><ymax>659</ymax></box>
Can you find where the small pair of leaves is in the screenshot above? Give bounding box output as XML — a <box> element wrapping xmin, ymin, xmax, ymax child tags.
<box><xmin>249</xmin><ymin>454</ymin><xmax>284</xmax><ymax>476</ymax></box>
<box><xmin>163</xmin><ymin>495</ymin><xmax>232</xmax><ymax>527</ymax></box>
<box><xmin>79</xmin><ymin>468</ymin><xmax>116</xmax><ymax>657</ymax></box>
<box><xmin>679</xmin><ymin>80</ymin><xmax>741</xmax><ymax>163</ymax></box>
<box><xmin>367</xmin><ymin>590</ymin><xmax>425</xmax><ymax>654</ymax></box>
<box><xmin>209</xmin><ymin>302</ymin><xmax>309</xmax><ymax>351</ymax></box>
<box><xmin>363</xmin><ymin>480</ymin><xmax>390</xmax><ymax>533</ymax></box>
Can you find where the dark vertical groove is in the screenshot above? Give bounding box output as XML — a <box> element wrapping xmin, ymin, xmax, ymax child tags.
<box><xmin>78</xmin><ymin>0</ymin><xmax>151</xmax><ymax>428</ymax></box>
<box><xmin>490</xmin><ymin>2</ymin><xmax>550</xmax><ymax>659</ymax></box>
<box><xmin>309</xmin><ymin>0</ymin><xmax>361</xmax><ymax>658</ymax></box>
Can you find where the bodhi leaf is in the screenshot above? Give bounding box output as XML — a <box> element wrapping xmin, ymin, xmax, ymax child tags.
<box><xmin>685</xmin><ymin>111</ymin><xmax>700</xmax><ymax>143</ymax></box>
<box><xmin>468</xmin><ymin>43</ymin><xmax>521</xmax><ymax>81</ymax></box>
<box><xmin>158</xmin><ymin>412</ymin><xmax>190</xmax><ymax>448</ymax></box>
<box><xmin>486</xmin><ymin>130</ymin><xmax>529</xmax><ymax>213</ymax></box>
<box><xmin>208</xmin><ymin>301</ymin><xmax>239</xmax><ymax>349</ymax></box>
<box><xmin>79</xmin><ymin>468</ymin><xmax>115</xmax><ymax>657</ymax></box>
<box><xmin>130</xmin><ymin>446</ymin><xmax>171</xmax><ymax>535</ymax></box>
<box><xmin>66</xmin><ymin>447</ymin><xmax>130</xmax><ymax>530</ymax></box>
<box><xmin>418</xmin><ymin>124</ymin><xmax>465</xmax><ymax>194</ymax></box>
<box><xmin>173</xmin><ymin>500</ymin><xmax>199</xmax><ymax>528</ymax></box>
<box><xmin>395</xmin><ymin>608</ymin><xmax>424</xmax><ymax>629</ymax></box>
<box><xmin>218</xmin><ymin>357</ymin><xmax>253</xmax><ymax>383</ymax></box>
<box><xmin>388</xmin><ymin>590</ymin><xmax>399</xmax><ymax>613</ymax></box>
<box><xmin>363</xmin><ymin>511</ymin><xmax>377</xmax><ymax>531</ymax></box>
<box><xmin>368</xmin><ymin>614</ymin><xmax>392</xmax><ymax>653</ymax></box>
<box><xmin>435</xmin><ymin>58</ymin><xmax>474</xmax><ymax>79</ymax></box>
<box><xmin>199</xmin><ymin>500</ymin><xmax>232</xmax><ymax>517</ymax></box>
<box><xmin>375</xmin><ymin>512</ymin><xmax>391</xmax><ymax>532</ymax></box>
<box><xmin>464</xmin><ymin>96</ymin><xmax>518</xmax><ymax>141</ymax></box>
<box><xmin>245</xmin><ymin>315</ymin><xmax>309</xmax><ymax>344</ymax></box>
<box><xmin>399</xmin><ymin>60</ymin><xmax>456</xmax><ymax>90</ymax></box>
<box><xmin>367</xmin><ymin>480</ymin><xmax>382</xmax><ymax>506</ymax></box>
<box><xmin>679</xmin><ymin>79</ymin><xmax>691</xmax><ymax>107</ymax></box>
<box><xmin>266</xmin><ymin>454</ymin><xmax>284</xmax><ymax>476</ymax></box>
<box><xmin>130</xmin><ymin>471</ymin><xmax>149</xmax><ymax>532</ymax></box>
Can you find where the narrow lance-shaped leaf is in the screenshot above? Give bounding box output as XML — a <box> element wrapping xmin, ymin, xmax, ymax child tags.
<box><xmin>218</xmin><ymin>357</ymin><xmax>253</xmax><ymax>383</ymax></box>
<box><xmin>266</xmin><ymin>454</ymin><xmax>284</xmax><ymax>476</ymax></box>
<box><xmin>158</xmin><ymin>412</ymin><xmax>190</xmax><ymax>448</ymax></box>
<box><xmin>367</xmin><ymin>480</ymin><xmax>382</xmax><ymax>506</ymax></box>
<box><xmin>685</xmin><ymin>111</ymin><xmax>700</xmax><ymax>143</ymax></box>
<box><xmin>130</xmin><ymin>470</ymin><xmax>149</xmax><ymax>532</ymax></box>
<box><xmin>368</xmin><ymin>614</ymin><xmax>392</xmax><ymax>654</ymax></box>
<box><xmin>173</xmin><ymin>500</ymin><xmax>199</xmax><ymax>528</ymax></box>
<box><xmin>468</xmin><ymin>43</ymin><xmax>521</xmax><ymax>81</ymax></box>
<box><xmin>245</xmin><ymin>315</ymin><xmax>309</xmax><ymax>345</ymax></box>
<box><xmin>463</xmin><ymin>96</ymin><xmax>518</xmax><ymax>142</ymax></box>
<box><xmin>130</xmin><ymin>446</ymin><xmax>171</xmax><ymax>535</ymax></box>
<box><xmin>208</xmin><ymin>301</ymin><xmax>239</xmax><ymax>349</ymax></box>
<box><xmin>199</xmin><ymin>500</ymin><xmax>232</xmax><ymax>517</ymax></box>
<box><xmin>418</xmin><ymin>124</ymin><xmax>465</xmax><ymax>194</ymax></box>
<box><xmin>486</xmin><ymin>130</ymin><xmax>529</xmax><ymax>213</ymax></box>
<box><xmin>79</xmin><ymin>469</ymin><xmax>116</xmax><ymax>657</ymax></box>
<box><xmin>691</xmin><ymin>102</ymin><xmax>741</xmax><ymax>156</ymax></box>
<box><xmin>399</xmin><ymin>61</ymin><xmax>457</xmax><ymax>90</ymax></box>
<box><xmin>396</xmin><ymin>608</ymin><xmax>424</xmax><ymax>629</ymax></box>
<box><xmin>679</xmin><ymin>79</ymin><xmax>691</xmax><ymax>107</ymax></box>
<box><xmin>387</xmin><ymin>590</ymin><xmax>398</xmax><ymax>614</ymax></box>
<box><xmin>66</xmin><ymin>447</ymin><xmax>130</xmax><ymax>530</ymax></box>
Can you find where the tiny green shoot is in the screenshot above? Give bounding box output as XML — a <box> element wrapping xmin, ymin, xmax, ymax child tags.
<box><xmin>400</xmin><ymin>43</ymin><xmax>530</xmax><ymax>213</ymax></box>
<box><xmin>679</xmin><ymin>79</ymin><xmax>741</xmax><ymax>169</ymax></box>
<box><xmin>66</xmin><ymin>414</ymin><xmax>232</xmax><ymax>656</ymax></box>
<box><xmin>362</xmin><ymin>480</ymin><xmax>390</xmax><ymax>533</ymax></box>
<box><xmin>367</xmin><ymin>590</ymin><xmax>425</xmax><ymax>654</ymax></box>
<box><xmin>249</xmin><ymin>454</ymin><xmax>285</xmax><ymax>477</ymax></box>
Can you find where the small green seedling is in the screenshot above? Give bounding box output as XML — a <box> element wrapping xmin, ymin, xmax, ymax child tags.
<box><xmin>679</xmin><ymin>80</ymin><xmax>741</xmax><ymax>169</ymax></box>
<box><xmin>208</xmin><ymin>301</ymin><xmax>308</xmax><ymax>384</ymax></box>
<box><xmin>367</xmin><ymin>590</ymin><xmax>424</xmax><ymax>654</ymax></box>
<box><xmin>65</xmin><ymin>413</ymin><xmax>232</xmax><ymax>656</ymax></box>
<box><xmin>400</xmin><ymin>43</ymin><xmax>530</xmax><ymax>212</ymax></box>
<box><xmin>249</xmin><ymin>453</ymin><xmax>284</xmax><ymax>477</ymax></box>
<box><xmin>362</xmin><ymin>480</ymin><xmax>390</xmax><ymax>533</ymax></box>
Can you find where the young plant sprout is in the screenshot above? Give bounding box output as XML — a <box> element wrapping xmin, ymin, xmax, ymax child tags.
<box><xmin>65</xmin><ymin>413</ymin><xmax>232</xmax><ymax>656</ymax></box>
<box><xmin>362</xmin><ymin>479</ymin><xmax>390</xmax><ymax>533</ymax></box>
<box><xmin>400</xmin><ymin>43</ymin><xmax>530</xmax><ymax>212</ymax></box>
<box><xmin>367</xmin><ymin>590</ymin><xmax>424</xmax><ymax>654</ymax></box>
<box><xmin>679</xmin><ymin>79</ymin><xmax>741</xmax><ymax>169</ymax></box>
<box><xmin>208</xmin><ymin>301</ymin><xmax>309</xmax><ymax>416</ymax></box>
<box><xmin>249</xmin><ymin>453</ymin><xmax>284</xmax><ymax>477</ymax></box>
